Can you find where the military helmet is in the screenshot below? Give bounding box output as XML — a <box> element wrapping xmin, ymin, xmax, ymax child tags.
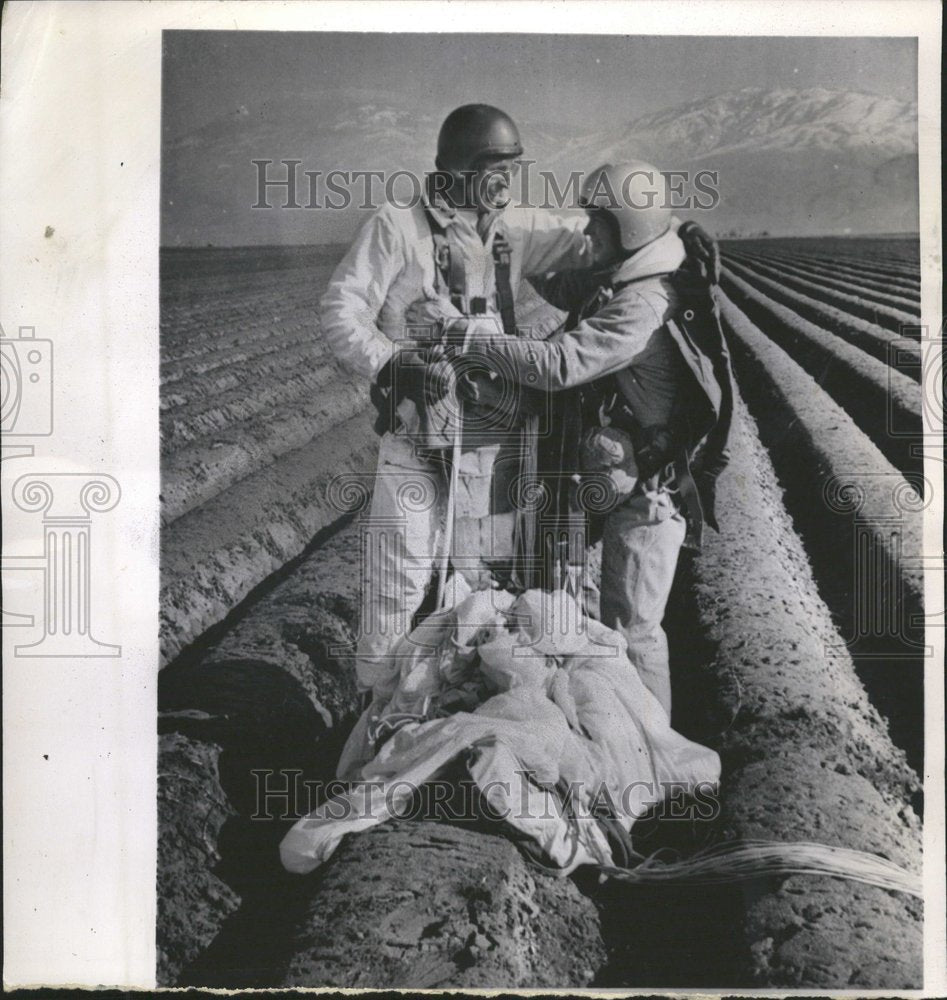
<box><xmin>436</xmin><ymin>104</ymin><xmax>524</xmax><ymax>174</ymax></box>
<box><xmin>580</xmin><ymin>161</ymin><xmax>671</xmax><ymax>252</ymax></box>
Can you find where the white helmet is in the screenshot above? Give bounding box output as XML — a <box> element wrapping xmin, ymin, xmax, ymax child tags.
<box><xmin>580</xmin><ymin>161</ymin><xmax>671</xmax><ymax>253</ymax></box>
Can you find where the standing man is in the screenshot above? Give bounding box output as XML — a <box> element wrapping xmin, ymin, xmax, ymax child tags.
<box><xmin>320</xmin><ymin>104</ymin><xmax>590</xmax><ymax>703</ymax></box>
<box><xmin>435</xmin><ymin>162</ymin><xmax>732</xmax><ymax>715</ymax></box>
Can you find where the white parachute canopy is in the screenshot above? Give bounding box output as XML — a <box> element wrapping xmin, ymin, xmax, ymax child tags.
<box><xmin>280</xmin><ymin>584</ymin><xmax>721</xmax><ymax>876</ymax></box>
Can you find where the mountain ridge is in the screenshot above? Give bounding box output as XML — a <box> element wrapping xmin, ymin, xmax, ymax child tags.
<box><xmin>162</xmin><ymin>86</ymin><xmax>919</xmax><ymax>244</ymax></box>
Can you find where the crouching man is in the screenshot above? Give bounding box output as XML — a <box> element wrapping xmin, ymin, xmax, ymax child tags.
<box><xmin>408</xmin><ymin>162</ymin><xmax>733</xmax><ymax>715</ymax></box>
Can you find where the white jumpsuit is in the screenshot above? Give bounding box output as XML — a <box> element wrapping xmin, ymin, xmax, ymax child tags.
<box><xmin>320</xmin><ymin>194</ymin><xmax>588</xmax><ymax>696</ymax></box>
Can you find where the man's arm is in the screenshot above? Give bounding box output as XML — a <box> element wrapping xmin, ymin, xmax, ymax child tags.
<box><xmin>528</xmin><ymin>268</ymin><xmax>606</xmax><ymax>313</ymax></box>
<box><xmin>514</xmin><ymin>212</ymin><xmax>711</xmax><ymax>282</ymax></box>
<box><xmin>506</xmin><ymin>208</ymin><xmax>591</xmax><ymax>277</ymax></box>
<box><xmin>320</xmin><ymin>207</ymin><xmax>405</xmax><ymax>381</ymax></box>
<box><xmin>466</xmin><ymin>289</ymin><xmax>665</xmax><ymax>391</ymax></box>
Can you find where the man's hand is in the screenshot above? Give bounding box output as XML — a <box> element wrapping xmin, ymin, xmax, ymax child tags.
<box><xmin>635</xmin><ymin>426</ymin><xmax>676</xmax><ymax>481</ymax></box>
<box><xmin>678</xmin><ymin>221</ymin><xmax>720</xmax><ymax>283</ymax></box>
<box><xmin>370</xmin><ymin>345</ymin><xmax>459</xmax><ymax>435</ymax></box>
<box><xmin>424</xmin><ymin>355</ymin><xmax>458</xmax><ymax>404</ymax></box>
<box><xmin>405</xmin><ymin>296</ymin><xmax>465</xmax><ymax>329</ymax></box>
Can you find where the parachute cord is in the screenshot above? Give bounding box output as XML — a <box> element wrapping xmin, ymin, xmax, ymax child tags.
<box><xmin>592</xmin><ymin>839</ymin><xmax>921</xmax><ymax>899</ymax></box>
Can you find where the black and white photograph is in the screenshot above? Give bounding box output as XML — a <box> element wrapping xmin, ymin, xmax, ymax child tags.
<box><xmin>2</xmin><ymin>2</ymin><xmax>943</xmax><ymax>994</ymax></box>
<box><xmin>155</xmin><ymin>25</ymin><xmax>934</xmax><ymax>990</ymax></box>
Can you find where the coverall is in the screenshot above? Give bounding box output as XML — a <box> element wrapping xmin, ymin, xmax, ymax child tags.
<box><xmin>320</xmin><ymin>191</ymin><xmax>588</xmax><ymax>697</ymax></box>
<box><xmin>465</xmin><ymin>226</ymin><xmax>692</xmax><ymax>714</ymax></box>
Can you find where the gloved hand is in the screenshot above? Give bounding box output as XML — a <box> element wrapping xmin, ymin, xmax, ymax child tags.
<box><xmin>423</xmin><ymin>355</ymin><xmax>458</xmax><ymax>404</ymax></box>
<box><xmin>405</xmin><ymin>297</ymin><xmax>470</xmax><ymax>353</ymax></box>
<box><xmin>405</xmin><ymin>296</ymin><xmax>467</xmax><ymax>328</ymax></box>
<box><xmin>579</xmin><ymin>426</ymin><xmax>639</xmax><ymax>501</ymax></box>
<box><xmin>678</xmin><ymin>220</ymin><xmax>720</xmax><ymax>283</ymax></box>
<box><xmin>634</xmin><ymin>425</ymin><xmax>677</xmax><ymax>481</ymax></box>
<box><xmin>370</xmin><ymin>347</ymin><xmax>457</xmax><ymax>436</ymax></box>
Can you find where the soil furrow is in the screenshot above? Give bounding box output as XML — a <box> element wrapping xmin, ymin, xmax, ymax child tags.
<box><xmin>717</xmin><ymin>281</ymin><xmax>922</xmax><ymax>479</ymax></box>
<box><xmin>161</xmin><ymin>341</ymin><xmax>331</xmax><ymax>414</ymax></box>
<box><xmin>161</xmin><ymin>329</ymin><xmax>322</xmax><ymax>386</ymax></box>
<box><xmin>655</xmin><ymin>393</ymin><xmax>920</xmax><ymax>988</ymax></box>
<box><xmin>161</xmin><ymin>362</ymin><xmax>338</xmax><ymax>454</ymax></box>
<box><xmin>725</xmin><ymin>251</ymin><xmax>921</xmax><ymax>312</ymax></box>
<box><xmin>161</xmin><ymin>382</ymin><xmax>369</xmax><ymax>525</ymax></box>
<box><xmin>728</xmin><ymin>248</ymin><xmax>920</xmax><ymax>289</ymax></box>
<box><xmin>720</xmin><ymin>295</ymin><xmax>925</xmax><ymax>771</ymax></box>
<box><xmin>162</xmin><ymin>316</ymin><xmax>320</xmax><ymax>370</ymax></box>
<box><xmin>721</xmin><ymin>264</ymin><xmax>921</xmax><ymax>368</ymax></box>
<box><xmin>722</xmin><ymin>255</ymin><xmax>919</xmax><ymax>334</ymax></box>
<box><xmin>160</xmin><ymin>409</ymin><xmax>378</xmax><ymax>664</ymax></box>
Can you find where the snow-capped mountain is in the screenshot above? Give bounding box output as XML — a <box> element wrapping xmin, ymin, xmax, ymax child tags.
<box><xmin>162</xmin><ymin>87</ymin><xmax>918</xmax><ymax>245</ymax></box>
<box><xmin>549</xmin><ymin>88</ymin><xmax>918</xmax><ymax>238</ymax></box>
<box><xmin>556</xmin><ymin>88</ymin><xmax>916</xmax><ymax>164</ymax></box>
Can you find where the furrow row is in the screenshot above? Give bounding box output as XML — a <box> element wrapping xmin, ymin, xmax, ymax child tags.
<box><xmin>719</xmin><ymin>292</ymin><xmax>926</xmax><ymax>766</ymax></box>
<box><xmin>160</xmin><ymin>408</ymin><xmax>378</xmax><ymax>666</ymax></box>
<box><xmin>162</xmin><ymin>328</ymin><xmax>321</xmax><ymax>387</ymax></box>
<box><xmin>720</xmin><ymin>264</ymin><xmax>921</xmax><ymax>369</ymax></box>
<box><xmin>162</xmin><ymin>380</ymin><xmax>368</xmax><ymax>525</ymax></box>
<box><xmin>727</xmin><ymin>245</ymin><xmax>920</xmax><ymax>288</ymax></box>
<box><xmin>717</xmin><ymin>278</ymin><xmax>922</xmax><ymax>478</ymax></box>
<box><xmin>161</xmin><ymin>357</ymin><xmax>336</xmax><ymax>451</ymax></box>
<box><xmin>161</xmin><ymin>339</ymin><xmax>329</xmax><ymax>412</ymax></box>
<box><xmin>725</xmin><ymin>250</ymin><xmax>920</xmax><ymax>313</ymax></box>
<box><xmin>723</xmin><ymin>256</ymin><xmax>919</xmax><ymax>338</ymax></box>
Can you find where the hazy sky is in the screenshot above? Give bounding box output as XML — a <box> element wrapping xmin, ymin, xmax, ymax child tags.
<box><xmin>161</xmin><ymin>32</ymin><xmax>917</xmax><ymax>244</ymax></box>
<box><xmin>163</xmin><ymin>31</ymin><xmax>916</xmax><ymax>139</ymax></box>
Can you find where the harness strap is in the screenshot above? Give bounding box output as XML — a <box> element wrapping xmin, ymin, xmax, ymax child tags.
<box><xmin>423</xmin><ymin>199</ymin><xmax>537</xmax><ymax>593</ymax></box>
<box><xmin>429</xmin><ymin>227</ymin><xmax>467</xmax><ymax>312</ymax></box>
<box><xmin>609</xmin><ymin>264</ymin><xmax>733</xmax><ymax>542</ymax></box>
<box><xmin>424</xmin><ymin>199</ymin><xmax>517</xmax><ymax>334</ymax></box>
<box><xmin>492</xmin><ymin>229</ymin><xmax>517</xmax><ymax>337</ymax></box>
<box><xmin>693</xmin><ymin>291</ymin><xmax>735</xmax><ymax>533</ymax></box>
<box><xmin>674</xmin><ymin>445</ymin><xmax>705</xmax><ymax>551</ymax></box>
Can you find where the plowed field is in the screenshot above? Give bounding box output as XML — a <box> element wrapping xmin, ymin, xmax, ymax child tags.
<box><xmin>158</xmin><ymin>236</ymin><xmax>926</xmax><ymax>989</ymax></box>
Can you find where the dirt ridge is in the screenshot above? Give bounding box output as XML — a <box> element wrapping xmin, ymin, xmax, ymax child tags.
<box><xmin>158</xmin><ymin>239</ymin><xmax>925</xmax><ymax>988</ymax></box>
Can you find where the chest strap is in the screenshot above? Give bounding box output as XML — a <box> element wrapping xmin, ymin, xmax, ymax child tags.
<box><xmin>491</xmin><ymin>229</ymin><xmax>517</xmax><ymax>337</ymax></box>
<box><xmin>429</xmin><ymin>227</ymin><xmax>467</xmax><ymax>314</ymax></box>
<box><xmin>425</xmin><ymin>207</ymin><xmax>517</xmax><ymax>336</ymax></box>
